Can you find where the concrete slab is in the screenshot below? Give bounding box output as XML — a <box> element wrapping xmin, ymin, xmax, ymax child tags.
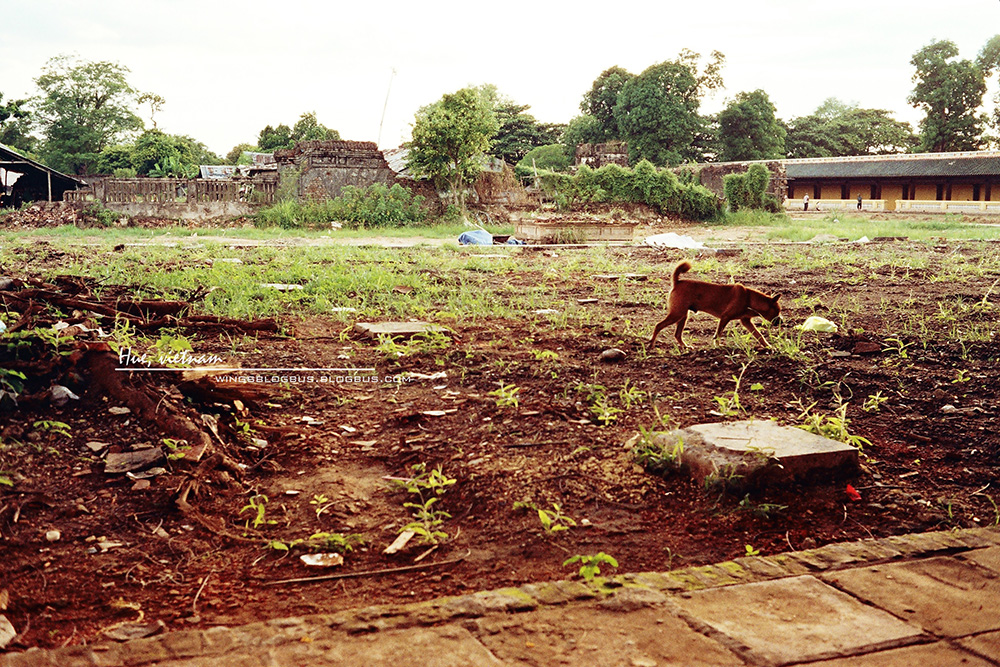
<box><xmin>673</xmin><ymin>575</ymin><xmax>924</xmax><ymax>665</ymax></box>
<box><xmin>793</xmin><ymin>641</ymin><xmax>994</xmax><ymax>666</ymax></box>
<box><xmin>473</xmin><ymin>600</ymin><xmax>744</xmax><ymax>666</ymax></box>
<box><xmin>652</xmin><ymin>420</ymin><xmax>859</xmax><ymax>489</ymax></box>
<box><xmin>822</xmin><ymin>556</ymin><xmax>1000</xmax><ymax>637</ymax></box>
<box><xmin>958</xmin><ymin>630</ymin><xmax>1000</xmax><ymax>663</ymax></box>
<box><xmin>158</xmin><ymin>626</ymin><xmax>503</xmax><ymax>667</ymax></box>
<box><xmin>354</xmin><ymin>321</ymin><xmax>449</xmax><ymax>339</ymax></box>
<box><xmin>962</xmin><ymin>545</ymin><xmax>1000</xmax><ymax>575</ymax></box>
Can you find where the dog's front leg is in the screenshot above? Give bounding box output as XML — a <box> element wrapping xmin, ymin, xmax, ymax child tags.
<box><xmin>740</xmin><ymin>318</ymin><xmax>770</xmax><ymax>348</ymax></box>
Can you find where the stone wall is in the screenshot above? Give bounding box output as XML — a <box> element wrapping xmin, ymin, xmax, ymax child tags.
<box><xmin>274</xmin><ymin>140</ymin><xmax>397</xmax><ymax>200</ymax></box>
<box><xmin>575</xmin><ymin>142</ymin><xmax>629</xmax><ymax>168</ymax></box>
<box><xmin>696</xmin><ymin>161</ymin><xmax>787</xmax><ymax>200</ymax></box>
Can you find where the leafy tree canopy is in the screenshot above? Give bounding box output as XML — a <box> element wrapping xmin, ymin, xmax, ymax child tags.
<box><xmin>785</xmin><ymin>98</ymin><xmax>917</xmax><ymax>158</ymax></box>
<box><xmin>0</xmin><ymin>92</ymin><xmax>36</xmax><ymax>154</ymax></box>
<box><xmin>561</xmin><ymin>114</ymin><xmax>604</xmax><ymax>161</ymax></box>
<box><xmin>97</xmin><ymin>130</ymin><xmax>220</xmax><ymax>177</ymax></box>
<box><xmin>716</xmin><ymin>89</ymin><xmax>786</xmax><ymax>162</ymax></box>
<box><xmin>33</xmin><ymin>54</ymin><xmax>144</xmax><ymax>174</ymax></box>
<box><xmin>581</xmin><ymin>66</ymin><xmax>634</xmax><ymax>142</ymax></box>
<box><xmin>908</xmin><ymin>39</ymin><xmax>991</xmax><ymax>152</ymax></box>
<box><xmin>407</xmin><ymin>87</ymin><xmax>499</xmax><ymax>212</ymax></box>
<box><xmin>256</xmin><ymin>112</ymin><xmax>340</xmax><ymax>152</ymax></box>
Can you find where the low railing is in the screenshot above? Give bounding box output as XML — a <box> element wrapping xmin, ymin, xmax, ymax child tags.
<box><xmin>896</xmin><ymin>199</ymin><xmax>1000</xmax><ymax>214</ymax></box>
<box><xmin>785</xmin><ymin>199</ymin><xmax>887</xmax><ymax>212</ymax></box>
<box><xmin>65</xmin><ymin>178</ymin><xmax>276</xmax><ymax>205</ymax></box>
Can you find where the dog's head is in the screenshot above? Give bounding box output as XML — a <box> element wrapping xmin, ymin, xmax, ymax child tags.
<box><xmin>752</xmin><ymin>293</ymin><xmax>782</xmax><ymax>326</ymax></box>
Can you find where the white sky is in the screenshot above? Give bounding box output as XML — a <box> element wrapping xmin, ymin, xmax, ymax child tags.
<box><xmin>3</xmin><ymin>0</ymin><xmax>1000</xmax><ymax>158</ymax></box>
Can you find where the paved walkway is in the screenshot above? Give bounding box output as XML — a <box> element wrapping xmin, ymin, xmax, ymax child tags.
<box><xmin>3</xmin><ymin>527</ymin><xmax>999</xmax><ymax>666</ymax></box>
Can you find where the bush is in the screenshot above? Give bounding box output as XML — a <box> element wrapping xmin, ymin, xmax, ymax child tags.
<box><xmin>254</xmin><ymin>183</ymin><xmax>428</xmax><ymax>229</ymax></box>
<box><xmin>517</xmin><ymin>144</ymin><xmax>572</xmax><ymax>175</ymax></box>
<box><xmin>723</xmin><ymin>173</ymin><xmax>749</xmax><ymax>212</ymax></box>
<box><xmin>536</xmin><ymin>162</ymin><xmax>719</xmax><ymax>221</ymax></box>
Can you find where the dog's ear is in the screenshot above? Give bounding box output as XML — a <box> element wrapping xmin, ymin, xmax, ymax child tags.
<box><xmin>771</xmin><ymin>293</ymin><xmax>781</xmax><ymax>303</ymax></box>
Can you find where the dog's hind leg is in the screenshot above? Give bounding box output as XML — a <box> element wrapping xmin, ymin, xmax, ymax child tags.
<box><xmin>650</xmin><ymin>311</ymin><xmax>686</xmax><ymax>349</ymax></box>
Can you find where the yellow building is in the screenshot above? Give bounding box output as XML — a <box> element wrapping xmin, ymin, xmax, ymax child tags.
<box><xmin>784</xmin><ymin>151</ymin><xmax>1000</xmax><ymax>213</ymax></box>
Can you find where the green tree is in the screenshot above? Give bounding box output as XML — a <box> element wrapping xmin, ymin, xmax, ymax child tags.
<box><xmin>257</xmin><ymin>123</ymin><xmax>293</xmax><ymax>152</ymax></box>
<box><xmin>908</xmin><ymin>39</ymin><xmax>990</xmax><ymax>152</ymax></box>
<box><xmin>407</xmin><ymin>87</ymin><xmax>499</xmax><ymax>213</ymax></box>
<box><xmin>0</xmin><ymin>92</ymin><xmax>35</xmax><ymax>153</ymax></box>
<box><xmin>613</xmin><ymin>51</ymin><xmax>724</xmax><ymax>166</ymax></box>
<box><xmin>717</xmin><ymin>90</ymin><xmax>786</xmax><ymax>162</ymax></box>
<box><xmin>785</xmin><ymin>98</ymin><xmax>917</xmax><ymax>158</ymax></box>
<box><xmin>581</xmin><ymin>66</ymin><xmax>634</xmax><ymax>141</ymax></box>
<box><xmin>33</xmin><ymin>55</ymin><xmax>144</xmax><ymax>174</ymax></box>
<box><xmin>226</xmin><ymin>142</ymin><xmax>257</xmax><ymax>165</ymax></box>
<box><xmin>561</xmin><ymin>114</ymin><xmax>604</xmax><ymax>161</ymax></box>
<box><xmin>490</xmin><ymin>100</ymin><xmax>561</xmax><ymax>164</ymax></box>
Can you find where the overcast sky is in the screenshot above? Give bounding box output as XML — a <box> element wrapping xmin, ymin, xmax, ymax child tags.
<box><xmin>3</xmin><ymin>0</ymin><xmax>1000</xmax><ymax>158</ymax></box>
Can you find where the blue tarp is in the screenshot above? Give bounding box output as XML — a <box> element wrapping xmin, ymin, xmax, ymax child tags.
<box><xmin>458</xmin><ymin>230</ymin><xmax>493</xmax><ymax>245</ymax></box>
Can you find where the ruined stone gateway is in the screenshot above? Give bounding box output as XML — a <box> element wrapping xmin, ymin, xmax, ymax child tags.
<box><xmin>274</xmin><ymin>140</ymin><xmax>397</xmax><ymax>201</ymax></box>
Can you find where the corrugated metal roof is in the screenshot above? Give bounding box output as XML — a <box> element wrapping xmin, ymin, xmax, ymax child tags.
<box><xmin>786</xmin><ymin>152</ymin><xmax>1000</xmax><ymax>179</ymax></box>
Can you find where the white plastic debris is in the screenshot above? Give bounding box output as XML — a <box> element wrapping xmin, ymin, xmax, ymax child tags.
<box><xmin>799</xmin><ymin>316</ymin><xmax>838</xmax><ymax>333</ymax></box>
<box><xmin>644</xmin><ymin>232</ymin><xmax>705</xmax><ymax>249</ymax></box>
<box><xmin>299</xmin><ymin>553</ymin><xmax>345</xmax><ymax>568</ymax></box>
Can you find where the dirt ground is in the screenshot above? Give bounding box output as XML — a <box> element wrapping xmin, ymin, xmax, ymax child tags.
<box><xmin>1</xmin><ymin>221</ymin><xmax>999</xmax><ymax>651</ymax></box>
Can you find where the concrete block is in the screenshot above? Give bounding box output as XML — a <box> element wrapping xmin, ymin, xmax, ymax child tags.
<box><xmin>652</xmin><ymin>420</ymin><xmax>859</xmax><ymax>490</ymax></box>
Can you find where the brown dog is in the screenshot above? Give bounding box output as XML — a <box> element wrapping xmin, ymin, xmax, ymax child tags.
<box><xmin>649</xmin><ymin>261</ymin><xmax>781</xmax><ymax>350</ymax></box>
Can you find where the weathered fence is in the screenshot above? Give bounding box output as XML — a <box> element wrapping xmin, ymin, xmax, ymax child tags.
<box><xmin>66</xmin><ymin>178</ymin><xmax>276</xmax><ymax>205</ymax></box>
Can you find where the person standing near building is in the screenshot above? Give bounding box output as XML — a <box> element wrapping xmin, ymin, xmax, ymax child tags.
<box><xmin>857</xmin><ymin>194</ymin><xmax>863</xmax><ymax>210</ymax></box>
<box><xmin>803</xmin><ymin>193</ymin><xmax>809</xmax><ymax>211</ymax></box>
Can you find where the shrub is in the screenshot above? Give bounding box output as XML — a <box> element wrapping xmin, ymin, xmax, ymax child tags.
<box><xmin>517</xmin><ymin>144</ymin><xmax>572</xmax><ymax>175</ymax></box>
<box><xmin>254</xmin><ymin>183</ymin><xmax>428</xmax><ymax>230</ymax></box>
<box><xmin>595</xmin><ymin>163</ymin><xmax>635</xmax><ymax>201</ymax></box>
<box><xmin>723</xmin><ymin>173</ymin><xmax>749</xmax><ymax>212</ymax></box>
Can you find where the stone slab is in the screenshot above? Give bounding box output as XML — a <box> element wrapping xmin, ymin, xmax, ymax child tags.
<box><xmin>822</xmin><ymin>556</ymin><xmax>1000</xmax><ymax>637</ymax></box>
<box><xmin>354</xmin><ymin>321</ymin><xmax>449</xmax><ymax>338</ymax></box>
<box><xmin>794</xmin><ymin>641</ymin><xmax>994</xmax><ymax>666</ymax></box>
<box><xmin>473</xmin><ymin>600</ymin><xmax>743</xmax><ymax>666</ymax></box>
<box><xmin>962</xmin><ymin>544</ymin><xmax>1000</xmax><ymax>574</ymax></box>
<box><xmin>958</xmin><ymin>630</ymin><xmax>1000</xmax><ymax>663</ymax></box>
<box><xmin>673</xmin><ymin>574</ymin><xmax>924</xmax><ymax>665</ymax></box>
<box><xmin>654</xmin><ymin>419</ymin><xmax>859</xmax><ymax>489</ymax></box>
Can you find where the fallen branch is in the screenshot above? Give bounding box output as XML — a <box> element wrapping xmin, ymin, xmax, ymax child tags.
<box><xmin>263</xmin><ymin>551</ymin><xmax>470</xmax><ymax>586</ymax></box>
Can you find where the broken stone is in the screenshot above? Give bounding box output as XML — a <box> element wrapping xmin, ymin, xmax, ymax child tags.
<box><xmin>852</xmin><ymin>341</ymin><xmax>882</xmax><ymax>355</ymax></box>
<box><xmin>104</xmin><ymin>448</ymin><xmax>166</xmax><ymax>474</ymax></box>
<box><xmin>299</xmin><ymin>553</ymin><xmax>345</xmax><ymax>568</ymax></box>
<box><xmin>650</xmin><ymin>420</ymin><xmax>859</xmax><ymax>491</ymax></box>
<box><xmin>130</xmin><ymin>479</ymin><xmax>151</xmax><ymax>491</ymax></box>
<box><xmin>108</xmin><ymin>406</ymin><xmax>131</xmax><ymax>415</ymax></box>
<box><xmin>50</xmin><ymin>385</ymin><xmax>80</xmax><ymax>406</ymax></box>
<box><xmin>0</xmin><ymin>614</ymin><xmax>15</xmax><ymax>649</ymax></box>
<box><xmin>86</xmin><ymin>441</ymin><xmax>110</xmax><ymax>453</ymax></box>
<box><xmin>126</xmin><ymin>467</ymin><xmax>166</xmax><ymax>480</ymax></box>
<box><xmin>45</xmin><ymin>530</ymin><xmax>61</xmax><ymax>542</ymax></box>
<box><xmin>600</xmin><ymin>348</ymin><xmax>627</xmax><ymax>363</ymax></box>
<box><xmin>102</xmin><ymin>620</ymin><xmax>166</xmax><ymax>642</ymax></box>
<box><xmin>384</xmin><ymin>530</ymin><xmax>416</xmax><ymax>555</ymax></box>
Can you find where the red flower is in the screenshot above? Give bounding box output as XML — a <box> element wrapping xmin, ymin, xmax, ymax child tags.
<box><xmin>845</xmin><ymin>484</ymin><xmax>862</xmax><ymax>501</ymax></box>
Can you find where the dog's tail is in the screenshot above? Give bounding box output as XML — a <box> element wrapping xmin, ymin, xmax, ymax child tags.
<box><xmin>672</xmin><ymin>261</ymin><xmax>692</xmax><ymax>286</ymax></box>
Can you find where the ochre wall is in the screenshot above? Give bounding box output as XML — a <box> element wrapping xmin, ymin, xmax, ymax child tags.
<box><xmin>951</xmin><ymin>184</ymin><xmax>975</xmax><ymax>201</ymax></box>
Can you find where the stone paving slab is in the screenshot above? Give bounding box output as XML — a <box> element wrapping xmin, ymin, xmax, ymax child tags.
<box><xmin>958</xmin><ymin>630</ymin><xmax>1000</xmax><ymax>663</ymax></box>
<box><xmin>794</xmin><ymin>641</ymin><xmax>995</xmax><ymax>666</ymax></box>
<box><xmin>471</xmin><ymin>595</ymin><xmax>744</xmax><ymax>666</ymax></box>
<box><xmin>822</xmin><ymin>555</ymin><xmax>1000</xmax><ymax>637</ymax></box>
<box><xmin>672</xmin><ymin>574</ymin><xmax>925</xmax><ymax>666</ymax></box>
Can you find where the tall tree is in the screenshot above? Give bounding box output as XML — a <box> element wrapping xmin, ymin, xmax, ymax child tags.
<box><xmin>33</xmin><ymin>55</ymin><xmax>144</xmax><ymax>174</ymax></box>
<box><xmin>716</xmin><ymin>90</ymin><xmax>786</xmax><ymax>162</ymax></box>
<box><xmin>490</xmin><ymin>100</ymin><xmax>561</xmax><ymax>164</ymax></box>
<box><xmin>256</xmin><ymin>112</ymin><xmax>340</xmax><ymax>151</ymax></box>
<box><xmin>786</xmin><ymin>98</ymin><xmax>917</xmax><ymax>158</ymax></box>
<box><xmin>613</xmin><ymin>51</ymin><xmax>724</xmax><ymax>166</ymax></box>
<box><xmin>561</xmin><ymin>114</ymin><xmax>604</xmax><ymax>161</ymax></box>
<box><xmin>0</xmin><ymin>92</ymin><xmax>35</xmax><ymax>153</ymax></box>
<box><xmin>581</xmin><ymin>66</ymin><xmax>634</xmax><ymax>141</ymax></box>
<box><xmin>407</xmin><ymin>87</ymin><xmax>499</xmax><ymax>213</ymax></box>
<box><xmin>908</xmin><ymin>39</ymin><xmax>989</xmax><ymax>152</ymax></box>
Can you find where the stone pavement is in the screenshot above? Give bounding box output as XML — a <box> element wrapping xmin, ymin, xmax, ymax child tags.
<box><xmin>3</xmin><ymin>528</ymin><xmax>999</xmax><ymax>667</ymax></box>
